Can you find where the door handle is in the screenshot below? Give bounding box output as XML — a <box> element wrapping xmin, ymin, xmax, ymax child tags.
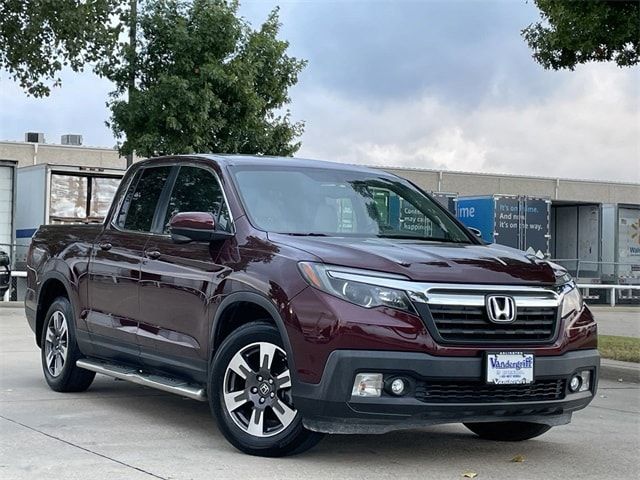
<box><xmin>98</xmin><ymin>242</ymin><xmax>112</xmax><ymax>251</ymax></box>
<box><xmin>145</xmin><ymin>250</ymin><xmax>161</xmax><ymax>260</ymax></box>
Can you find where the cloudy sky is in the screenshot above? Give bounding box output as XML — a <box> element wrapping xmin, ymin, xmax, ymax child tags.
<box><xmin>0</xmin><ymin>0</ymin><xmax>638</xmax><ymax>182</ymax></box>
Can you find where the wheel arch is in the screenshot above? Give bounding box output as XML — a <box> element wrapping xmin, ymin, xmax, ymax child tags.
<box><xmin>210</xmin><ymin>292</ymin><xmax>297</xmax><ymax>382</ymax></box>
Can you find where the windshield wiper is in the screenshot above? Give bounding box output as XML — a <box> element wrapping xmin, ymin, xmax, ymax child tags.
<box><xmin>284</xmin><ymin>232</ymin><xmax>330</xmax><ymax>237</ymax></box>
<box><xmin>376</xmin><ymin>234</ymin><xmax>469</xmax><ymax>243</ymax></box>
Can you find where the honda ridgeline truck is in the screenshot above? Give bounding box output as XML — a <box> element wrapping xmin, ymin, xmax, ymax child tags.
<box><xmin>25</xmin><ymin>155</ymin><xmax>599</xmax><ymax>456</ymax></box>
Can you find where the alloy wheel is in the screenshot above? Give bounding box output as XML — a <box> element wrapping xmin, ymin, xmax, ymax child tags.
<box><xmin>44</xmin><ymin>310</ymin><xmax>69</xmax><ymax>377</ymax></box>
<box><xmin>223</xmin><ymin>341</ymin><xmax>296</xmax><ymax>438</ymax></box>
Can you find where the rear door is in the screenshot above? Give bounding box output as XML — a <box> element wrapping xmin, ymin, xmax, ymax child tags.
<box><xmin>138</xmin><ymin>164</ymin><xmax>232</xmax><ymax>382</ymax></box>
<box><xmin>86</xmin><ymin>165</ymin><xmax>174</xmax><ymax>363</ymax></box>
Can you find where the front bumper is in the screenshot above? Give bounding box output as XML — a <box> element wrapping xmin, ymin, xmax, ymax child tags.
<box><xmin>293</xmin><ymin>349</ymin><xmax>599</xmax><ymax>434</ymax></box>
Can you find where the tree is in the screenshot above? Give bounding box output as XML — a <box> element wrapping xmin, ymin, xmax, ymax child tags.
<box><xmin>522</xmin><ymin>0</ymin><xmax>640</xmax><ymax>70</ymax></box>
<box><xmin>0</xmin><ymin>0</ymin><xmax>125</xmax><ymax>97</ymax></box>
<box><xmin>1</xmin><ymin>0</ymin><xmax>306</xmax><ymax>158</ymax></box>
<box><xmin>102</xmin><ymin>0</ymin><xmax>307</xmax><ymax>157</ymax></box>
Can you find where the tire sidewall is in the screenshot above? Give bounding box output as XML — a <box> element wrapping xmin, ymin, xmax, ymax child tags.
<box><xmin>40</xmin><ymin>297</ymin><xmax>81</xmax><ymax>389</ymax></box>
<box><xmin>209</xmin><ymin>322</ymin><xmax>308</xmax><ymax>455</ymax></box>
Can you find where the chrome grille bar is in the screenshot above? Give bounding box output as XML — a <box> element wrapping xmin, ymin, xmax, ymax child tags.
<box><xmin>326</xmin><ymin>269</ymin><xmax>561</xmax><ymax>307</ymax></box>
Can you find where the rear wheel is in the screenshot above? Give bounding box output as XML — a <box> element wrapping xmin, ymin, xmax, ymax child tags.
<box><xmin>209</xmin><ymin>321</ymin><xmax>323</xmax><ymax>456</ymax></box>
<box><xmin>464</xmin><ymin>421</ymin><xmax>552</xmax><ymax>441</ymax></box>
<box><xmin>40</xmin><ymin>297</ymin><xmax>95</xmax><ymax>392</ymax></box>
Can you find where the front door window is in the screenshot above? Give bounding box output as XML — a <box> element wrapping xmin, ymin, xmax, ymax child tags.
<box><xmin>162</xmin><ymin>166</ymin><xmax>231</xmax><ymax>233</ymax></box>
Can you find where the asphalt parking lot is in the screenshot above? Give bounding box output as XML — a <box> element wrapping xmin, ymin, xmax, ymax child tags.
<box><xmin>1</xmin><ymin>306</ymin><xmax>639</xmax><ymax>480</ymax></box>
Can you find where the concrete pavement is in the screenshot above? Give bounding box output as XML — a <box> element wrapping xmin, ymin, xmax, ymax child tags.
<box><xmin>1</xmin><ymin>307</ymin><xmax>639</xmax><ymax>480</ymax></box>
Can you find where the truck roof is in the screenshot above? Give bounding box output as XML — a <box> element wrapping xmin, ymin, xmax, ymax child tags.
<box><xmin>140</xmin><ymin>154</ymin><xmax>386</xmax><ymax>175</ymax></box>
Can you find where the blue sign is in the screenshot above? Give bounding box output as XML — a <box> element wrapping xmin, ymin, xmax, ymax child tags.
<box><xmin>456</xmin><ymin>197</ymin><xmax>495</xmax><ymax>243</ymax></box>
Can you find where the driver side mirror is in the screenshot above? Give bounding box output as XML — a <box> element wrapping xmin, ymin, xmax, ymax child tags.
<box><xmin>168</xmin><ymin>212</ymin><xmax>233</xmax><ymax>243</ymax></box>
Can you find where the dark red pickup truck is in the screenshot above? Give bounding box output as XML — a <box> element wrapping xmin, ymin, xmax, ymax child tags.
<box><xmin>25</xmin><ymin>154</ymin><xmax>599</xmax><ymax>456</ymax></box>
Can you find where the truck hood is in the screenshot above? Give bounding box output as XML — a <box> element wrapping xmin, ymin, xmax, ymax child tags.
<box><xmin>268</xmin><ymin>234</ymin><xmax>556</xmax><ymax>285</ymax></box>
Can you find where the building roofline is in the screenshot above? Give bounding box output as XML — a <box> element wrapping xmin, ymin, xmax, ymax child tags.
<box><xmin>0</xmin><ymin>140</ymin><xmax>120</xmax><ymax>153</ymax></box>
<box><xmin>378</xmin><ymin>164</ymin><xmax>640</xmax><ymax>187</ymax></box>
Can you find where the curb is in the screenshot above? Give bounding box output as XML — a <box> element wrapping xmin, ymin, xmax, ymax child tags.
<box><xmin>600</xmin><ymin>358</ymin><xmax>640</xmax><ymax>384</ymax></box>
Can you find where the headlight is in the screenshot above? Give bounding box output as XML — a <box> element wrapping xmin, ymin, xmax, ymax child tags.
<box><xmin>298</xmin><ymin>262</ymin><xmax>415</xmax><ymax>313</ymax></box>
<box><xmin>548</xmin><ymin>261</ymin><xmax>583</xmax><ymax>318</ymax></box>
<box><xmin>548</xmin><ymin>260</ymin><xmax>573</xmax><ymax>286</ymax></box>
<box><xmin>561</xmin><ymin>283</ymin><xmax>583</xmax><ymax>318</ymax></box>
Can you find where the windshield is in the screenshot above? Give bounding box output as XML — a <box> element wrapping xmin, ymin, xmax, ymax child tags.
<box><xmin>231</xmin><ymin>165</ymin><xmax>472</xmax><ymax>243</ymax></box>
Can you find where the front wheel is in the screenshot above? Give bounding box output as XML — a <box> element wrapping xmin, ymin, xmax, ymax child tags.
<box><xmin>209</xmin><ymin>321</ymin><xmax>323</xmax><ymax>456</ymax></box>
<box><xmin>464</xmin><ymin>421</ymin><xmax>552</xmax><ymax>441</ymax></box>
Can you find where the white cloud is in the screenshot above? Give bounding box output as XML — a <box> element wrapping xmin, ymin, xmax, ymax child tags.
<box><xmin>1</xmin><ymin>61</ymin><xmax>637</xmax><ymax>184</ymax></box>
<box><xmin>295</xmin><ymin>63</ymin><xmax>640</xmax><ymax>183</ymax></box>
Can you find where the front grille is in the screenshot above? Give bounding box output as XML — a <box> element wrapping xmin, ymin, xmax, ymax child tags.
<box><xmin>427</xmin><ymin>305</ymin><xmax>558</xmax><ymax>343</ymax></box>
<box><xmin>414</xmin><ymin>379</ymin><xmax>566</xmax><ymax>403</ymax></box>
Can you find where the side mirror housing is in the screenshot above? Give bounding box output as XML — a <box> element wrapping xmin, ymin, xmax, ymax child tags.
<box><xmin>168</xmin><ymin>212</ymin><xmax>233</xmax><ymax>243</ymax></box>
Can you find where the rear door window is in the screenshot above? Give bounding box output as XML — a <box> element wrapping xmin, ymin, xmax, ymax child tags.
<box><xmin>115</xmin><ymin>166</ymin><xmax>172</xmax><ymax>232</ymax></box>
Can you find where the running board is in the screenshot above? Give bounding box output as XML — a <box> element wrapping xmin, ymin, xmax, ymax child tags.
<box><xmin>76</xmin><ymin>358</ymin><xmax>207</xmax><ymax>402</ymax></box>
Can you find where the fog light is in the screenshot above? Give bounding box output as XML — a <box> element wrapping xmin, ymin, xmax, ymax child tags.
<box><xmin>569</xmin><ymin>375</ymin><xmax>582</xmax><ymax>392</ymax></box>
<box><xmin>352</xmin><ymin>373</ymin><xmax>382</xmax><ymax>397</ymax></box>
<box><xmin>578</xmin><ymin>370</ymin><xmax>591</xmax><ymax>392</ymax></box>
<box><xmin>390</xmin><ymin>378</ymin><xmax>407</xmax><ymax>396</ymax></box>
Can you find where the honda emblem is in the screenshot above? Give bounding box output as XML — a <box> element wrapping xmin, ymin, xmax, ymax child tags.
<box><xmin>485</xmin><ymin>295</ymin><xmax>517</xmax><ymax>323</ymax></box>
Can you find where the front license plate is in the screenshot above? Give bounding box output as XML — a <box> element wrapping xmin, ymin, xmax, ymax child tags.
<box><xmin>486</xmin><ymin>352</ymin><xmax>534</xmax><ymax>385</ymax></box>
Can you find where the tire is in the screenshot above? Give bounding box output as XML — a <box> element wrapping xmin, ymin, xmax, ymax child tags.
<box><xmin>40</xmin><ymin>297</ymin><xmax>95</xmax><ymax>392</ymax></box>
<box><xmin>209</xmin><ymin>321</ymin><xmax>323</xmax><ymax>456</ymax></box>
<box><xmin>464</xmin><ymin>421</ymin><xmax>552</xmax><ymax>441</ymax></box>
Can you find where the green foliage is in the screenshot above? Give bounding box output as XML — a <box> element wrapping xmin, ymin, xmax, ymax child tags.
<box><xmin>103</xmin><ymin>0</ymin><xmax>307</xmax><ymax>157</ymax></box>
<box><xmin>523</xmin><ymin>0</ymin><xmax>640</xmax><ymax>70</ymax></box>
<box><xmin>0</xmin><ymin>0</ymin><xmax>125</xmax><ymax>97</ymax></box>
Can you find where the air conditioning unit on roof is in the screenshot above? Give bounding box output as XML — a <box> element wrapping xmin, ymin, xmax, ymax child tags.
<box><xmin>25</xmin><ymin>132</ymin><xmax>45</xmax><ymax>143</ymax></box>
<box><xmin>61</xmin><ymin>134</ymin><xmax>83</xmax><ymax>146</ymax></box>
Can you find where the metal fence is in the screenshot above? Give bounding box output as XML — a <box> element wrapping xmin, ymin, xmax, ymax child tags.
<box><xmin>550</xmin><ymin>259</ymin><xmax>640</xmax><ymax>283</ymax></box>
<box><xmin>4</xmin><ymin>272</ymin><xmax>24</xmax><ymax>301</ymax></box>
<box><xmin>577</xmin><ymin>283</ymin><xmax>640</xmax><ymax>307</ymax></box>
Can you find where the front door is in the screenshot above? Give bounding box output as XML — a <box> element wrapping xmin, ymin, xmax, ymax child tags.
<box><xmin>138</xmin><ymin>164</ymin><xmax>233</xmax><ymax>382</ymax></box>
<box><xmin>87</xmin><ymin>165</ymin><xmax>174</xmax><ymax>363</ymax></box>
